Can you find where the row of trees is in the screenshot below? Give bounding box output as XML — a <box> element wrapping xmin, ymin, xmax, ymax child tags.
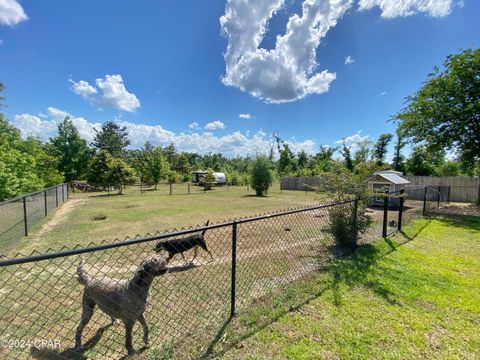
<box><xmin>0</xmin><ymin>48</ymin><xmax>478</xmax><ymax>199</ymax></box>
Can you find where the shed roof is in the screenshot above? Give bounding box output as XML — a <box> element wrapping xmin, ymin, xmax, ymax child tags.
<box><xmin>368</xmin><ymin>173</ymin><xmax>410</xmax><ymax>185</ymax></box>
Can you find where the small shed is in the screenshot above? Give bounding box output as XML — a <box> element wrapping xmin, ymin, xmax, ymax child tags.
<box><xmin>367</xmin><ymin>170</ymin><xmax>410</xmax><ymax>206</ymax></box>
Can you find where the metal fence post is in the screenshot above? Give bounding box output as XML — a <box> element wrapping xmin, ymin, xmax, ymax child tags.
<box><xmin>305</xmin><ymin>184</ymin><xmax>308</xmax><ymax>196</ymax></box>
<box><xmin>447</xmin><ymin>185</ymin><xmax>451</xmax><ymax>204</ymax></box>
<box><xmin>55</xmin><ymin>186</ymin><xmax>59</xmax><ymax>208</ymax></box>
<box><xmin>66</xmin><ymin>183</ymin><xmax>69</xmax><ymax>199</ymax></box>
<box><xmin>44</xmin><ymin>190</ymin><xmax>48</xmax><ymax>216</ymax></box>
<box><xmin>398</xmin><ymin>189</ymin><xmax>405</xmax><ymax>231</ymax></box>
<box><xmin>23</xmin><ymin>197</ymin><xmax>28</xmax><ymax>236</ymax></box>
<box><xmin>169</xmin><ymin>183</ymin><xmax>173</xmax><ymax>195</ymax></box>
<box><xmin>437</xmin><ymin>185</ymin><xmax>441</xmax><ymax>208</ymax></box>
<box><xmin>188</xmin><ymin>182</ymin><xmax>190</xmax><ymax>195</ymax></box>
<box><xmin>62</xmin><ymin>184</ymin><xmax>65</xmax><ymax>203</ymax></box>
<box><xmin>382</xmin><ymin>188</ymin><xmax>389</xmax><ymax>238</ymax></box>
<box><xmin>353</xmin><ymin>198</ymin><xmax>358</xmax><ymax>245</ymax></box>
<box><xmin>422</xmin><ymin>186</ymin><xmax>428</xmax><ymax>215</ymax></box>
<box><xmin>230</xmin><ymin>221</ymin><xmax>237</xmax><ymax>318</ymax></box>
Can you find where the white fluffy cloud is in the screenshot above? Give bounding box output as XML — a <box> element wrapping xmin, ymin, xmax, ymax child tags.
<box><xmin>358</xmin><ymin>0</ymin><xmax>457</xmax><ymax>18</ymax></box>
<box><xmin>220</xmin><ymin>0</ymin><xmax>352</xmax><ymax>104</ymax></box>
<box><xmin>220</xmin><ymin>0</ymin><xmax>458</xmax><ymax>104</ymax></box>
<box><xmin>188</xmin><ymin>122</ymin><xmax>199</xmax><ymax>129</ymax></box>
<box><xmin>239</xmin><ymin>113</ymin><xmax>254</xmax><ymax>119</ymax></box>
<box><xmin>10</xmin><ymin>108</ymin><xmax>315</xmax><ymax>157</ymax></box>
<box><xmin>345</xmin><ymin>55</ymin><xmax>355</xmax><ymax>65</ymax></box>
<box><xmin>69</xmin><ymin>74</ymin><xmax>140</xmax><ymax>112</ymax></box>
<box><xmin>204</xmin><ymin>120</ymin><xmax>226</xmax><ymax>130</ymax></box>
<box><xmin>336</xmin><ymin>130</ymin><xmax>370</xmax><ymax>152</ymax></box>
<box><xmin>0</xmin><ymin>0</ymin><xmax>28</xmax><ymax>26</ymax></box>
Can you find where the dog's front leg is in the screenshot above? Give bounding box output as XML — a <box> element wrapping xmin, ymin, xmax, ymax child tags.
<box><xmin>138</xmin><ymin>314</ymin><xmax>149</xmax><ymax>345</ymax></box>
<box><xmin>75</xmin><ymin>295</ymin><xmax>95</xmax><ymax>352</ymax></box>
<box><xmin>124</xmin><ymin>320</ymin><xmax>135</xmax><ymax>355</ymax></box>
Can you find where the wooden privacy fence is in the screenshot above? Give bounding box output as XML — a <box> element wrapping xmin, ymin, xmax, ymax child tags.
<box><xmin>404</xmin><ymin>176</ymin><xmax>480</xmax><ymax>203</ymax></box>
<box><xmin>281</xmin><ymin>175</ymin><xmax>480</xmax><ymax>203</ymax></box>
<box><xmin>280</xmin><ymin>176</ymin><xmax>323</xmax><ymax>192</ymax></box>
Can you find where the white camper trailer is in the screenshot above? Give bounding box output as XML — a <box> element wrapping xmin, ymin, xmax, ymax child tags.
<box><xmin>191</xmin><ymin>171</ymin><xmax>227</xmax><ymax>185</ymax></box>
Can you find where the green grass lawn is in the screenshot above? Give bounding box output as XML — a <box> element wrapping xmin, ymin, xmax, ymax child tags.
<box><xmin>202</xmin><ymin>215</ymin><xmax>480</xmax><ymax>360</ymax></box>
<box><xmin>9</xmin><ymin>183</ymin><xmax>323</xmax><ymax>256</ymax></box>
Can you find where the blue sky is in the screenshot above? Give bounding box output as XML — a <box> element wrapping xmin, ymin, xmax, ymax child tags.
<box><xmin>0</xmin><ymin>0</ymin><xmax>478</xmax><ymax>157</ymax></box>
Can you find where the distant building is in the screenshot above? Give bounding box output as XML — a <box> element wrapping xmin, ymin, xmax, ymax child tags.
<box><xmin>191</xmin><ymin>171</ymin><xmax>227</xmax><ymax>185</ymax></box>
<box><xmin>367</xmin><ymin>170</ymin><xmax>410</xmax><ymax>206</ymax></box>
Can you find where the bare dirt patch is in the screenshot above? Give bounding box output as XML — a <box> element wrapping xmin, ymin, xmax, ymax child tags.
<box><xmin>31</xmin><ymin>198</ymin><xmax>85</xmax><ymax>242</ymax></box>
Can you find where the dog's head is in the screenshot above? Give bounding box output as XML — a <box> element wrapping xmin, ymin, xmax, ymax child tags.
<box><xmin>153</xmin><ymin>242</ymin><xmax>165</xmax><ymax>253</ymax></box>
<box><xmin>141</xmin><ymin>255</ymin><xmax>168</xmax><ymax>277</ymax></box>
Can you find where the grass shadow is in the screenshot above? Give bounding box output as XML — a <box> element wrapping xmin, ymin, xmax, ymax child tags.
<box><xmin>204</xmin><ymin>224</ymin><xmax>433</xmax><ymax>358</ymax></box>
<box><xmin>30</xmin><ymin>324</ymin><xmax>112</xmax><ymax>360</ymax></box>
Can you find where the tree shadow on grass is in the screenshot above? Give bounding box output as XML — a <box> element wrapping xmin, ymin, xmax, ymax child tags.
<box><xmin>202</xmin><ymin>222</ymin><xmax>434</xmax><ymax>358</ymax></box>
<box><xmin>431</xmin><ymin>213</ymin><xmax>480</xmax><ymax>232</ymax></box>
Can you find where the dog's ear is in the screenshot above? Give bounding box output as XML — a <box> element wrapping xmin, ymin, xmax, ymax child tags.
<box><xmin>153</xmin><ymin>242</ymin><xmax>163</xmax><ymax>252</ymax></box>
<box><xmin>202</xmin><ymin>220</ymin><xmax>210</xmax><ymax>236</ymax></box>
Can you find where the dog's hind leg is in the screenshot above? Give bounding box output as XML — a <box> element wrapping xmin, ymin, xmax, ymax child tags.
<box><xmin>181</xmin><ymin>252</ymin><xmax>188</xmax><ymax>264</ymax></box>
<box><xmin>75</xmin><ymin>294</ymin><xmax>96</xmax><ymax>352</ymax></box>
<box><xmin>138</xmin><ymin>314</ymin><xmax>149</xmax><ymax>345</ymax></box>
<box><xmin>200</xmin><ymin>244</ymin><xmax>214</xmax><ymax>262</ymax></box>
<box><xmin>124</xmin><ymin>319</ymin><xmax>135</xmax><ymax>355</ymax></box>
<box><xmin>190</xmin><ymin>246</ymin><xmax>199</xmax><ymax>262</ymax></box>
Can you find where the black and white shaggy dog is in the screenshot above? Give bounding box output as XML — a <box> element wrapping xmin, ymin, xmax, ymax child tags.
<box><xmin>154</xmin><ymin>221</ymin><xmax>214</xmax><ymax>263</ymax></box>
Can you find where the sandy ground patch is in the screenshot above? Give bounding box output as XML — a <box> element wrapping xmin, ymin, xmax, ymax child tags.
<box><xmin>31</xmin><ymin>198</ymin><xmax>85</xmax><ymax>243</ymax></box>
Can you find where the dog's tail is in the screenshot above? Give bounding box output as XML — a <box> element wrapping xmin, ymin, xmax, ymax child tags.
<box><xmin>77</xmin><ymin>257</ymin><xmax>91</xmax><ymax>285</ymax></box>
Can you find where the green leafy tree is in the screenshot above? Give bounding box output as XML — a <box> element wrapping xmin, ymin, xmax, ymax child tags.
<box><xmin>354</xmin><ymin>139</ymin><xmax>373</xmax><ymax>165</ymax></box>
<box><xmin>405</xmin><ymin>146</ymin><xmax>437</xmax><ymax>176</ymax></box>
<box><xmin>395</xmin><ymin>48</ymin><xmax>480</xmax><ymax>173</ymax></box>
<box><xmin>392</xmin><ymin>130</ymin><xmax>407</xmax><ymax>173</ymax></box>
<box><xmin>173</xmin><ymin>153</ymin><xmax>192</xmax><ymax>177</ymax></box>
<box><xmin>163</xmin><ymin>143</ymin><xmax>178</xmax><ymax>168</ymax></box>
<box><xmin>436</xmin><ymin>160</ymin><xmax>462</xmax><ymax>176</ymax></box>
<box><xmin>145</xmin><ymin>147</ymin><xmax>169</xmax><ymax>189</ymax></box>
<box><xmin>107</xmin><ymin>158</ymin><xmax>135</xmax><ymax>194</ymax></box>
<box><xmin>278</xmin><ymin>144</ymin><xmax>297</xmax><ymax>175</ymax></box>
<box><xmin>92</xmin><ymin>121</ymin><xmax>130</xmax><ymax>156</ymax></box>
<box><xmin>87</xmin><ymin>151</ymin><xmax>134</xmax><ymax>194</ymax></box>
<box><xmin>0</xmin><ymin>98</ymin><xmax>63</xmax><ymax>198</ymax></box>
<box><xmin>21</xmin><ymin>137</ymin><xmax>64</xmax><ymax>186</ymax></box>
<box><xmin>373</xmin><ymin>133</ymin><xmax>393</xmax><ymax>166</ymax></box>
<box><xmin>297</xmin><ymin>150</ymin><xmax>309</xmax><ymax>169</ymax></box>
<box><xmin>341</xmin><ymin>141</ymin><xmax>354</xmax><ymax>171</ymax></box>
<box><xmin>250</xmin><ymin>156</ymin><xmax>273</xmax><ymax>196</ymax></box>
<box><xmin>50</xmin><ymin>117</ymin><xmax>92</xmax><ymax>182</ymax></box>
<box><xmin>86</xmin><ymin>151</ymin><xmax>113</xmax><ymax>188</ymax></box>
<box><xmin>203</xmin><ymin>168</ymin><xmax>216</xmax><ymax>190</ymax></box>
<box><xmin>167</xmin><ymin>171</ymin><xmax>180</xmax><ymax>184</ymax></box>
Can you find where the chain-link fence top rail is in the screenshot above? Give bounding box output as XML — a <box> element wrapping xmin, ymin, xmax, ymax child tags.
<box><xmin>0</xmin><ymin>200</ymin><xmax>352</xmax><ymax>359</ymax></box>
<box><xmin>0</xmin><ymin>184</ymin><xmax>68</xmax><ymax>256</ymax></box>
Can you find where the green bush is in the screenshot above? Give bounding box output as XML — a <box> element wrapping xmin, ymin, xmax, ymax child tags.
<box><xmin>317</xmin><ymin>165</ymin><xmax>371</xmax><ymax>250</ymax></box>
<box><xmin>250</xmin><ymin>156</ymin><xmax>273</xmax><ymax>196</ymax></box>
<box><xmin>203</xmin><ymin>168</ymin><xmax>216</xmax><ymax>190</ymax></box>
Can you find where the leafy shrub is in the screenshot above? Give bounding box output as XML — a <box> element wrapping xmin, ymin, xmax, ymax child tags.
<box><xmin>250</xmin><ymin>156</ymin><xmax>273</xmax><ymax>196</ymax></box>
<box><xmin>317</xmin><ymin>165</ymin><xmax>371</xmax><ymax>250</ymax></box>
<box><xmin>203</xmin><ymin>168</ymin><xmax>216</xmax><ymax>190</ymax></box>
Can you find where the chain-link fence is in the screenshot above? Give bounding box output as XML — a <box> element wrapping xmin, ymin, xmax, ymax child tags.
<box><xmin>0</xmin><ymin>201</ymin><xmax>361</xmax><ymax>359</ymax></box>
<box><xmin>0</xmin><ymin>191</ymin><xmax>447</xmax><ymax>359</ymax></box>
<box><xmin>0</xmin><ymin>184</ymin><xmax>68</xmax><ymax>255</ymax></box>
